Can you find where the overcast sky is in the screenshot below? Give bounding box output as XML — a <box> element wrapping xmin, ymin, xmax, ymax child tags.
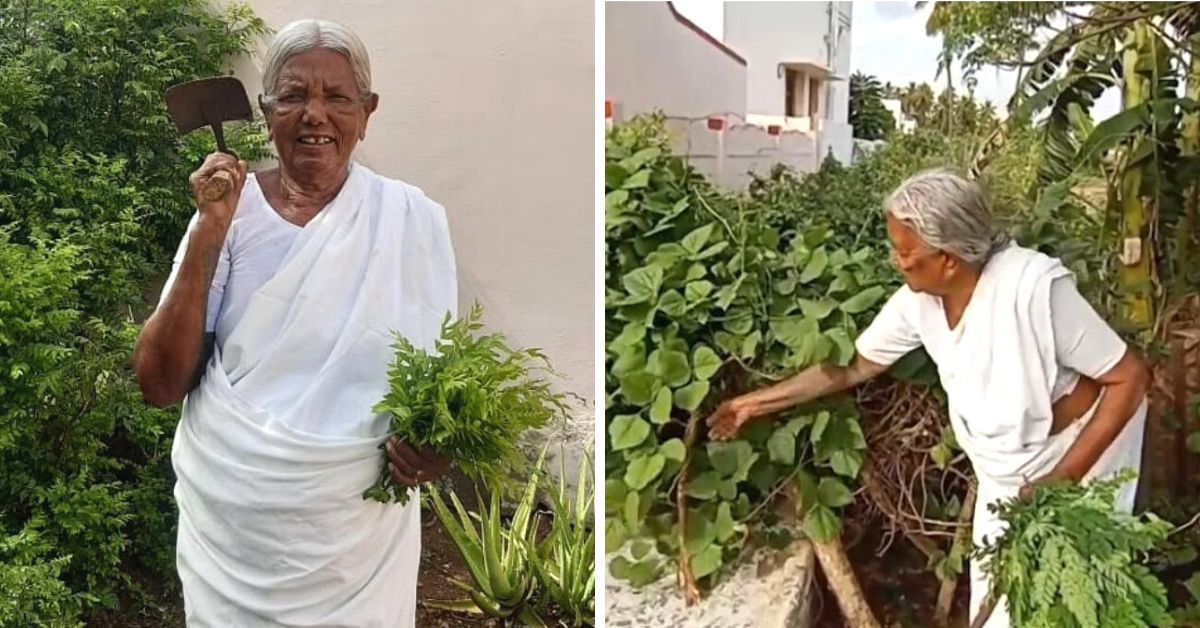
<box><xmin>670</xmin><ymin>1</ymin><xmax>1120</xmax><ymax>118</ymax></box>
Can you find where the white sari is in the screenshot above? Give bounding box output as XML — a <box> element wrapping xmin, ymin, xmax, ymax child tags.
<box><xmin>171</xmin><ymin>163</ymin><xmax>457</xmax><ymax>627</ymax></box>
<box><xmin>856</xmin><ymin>243</ymin><xmax>1144</xmax><ymax>628</ymax></box>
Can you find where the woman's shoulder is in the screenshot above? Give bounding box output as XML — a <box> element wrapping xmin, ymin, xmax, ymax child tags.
<box><xmin>986</xmin><ymin>242</ymin><xmax>1073</xmax><ymax>297</ymax></box>
<box><xmin>357</xmin><ymin>165</ymin><xmax>448</xmax><ymax>224</ymax></box>
<box><xmin>990</xmin><ymin>241</ymin><xmax>1065</xmax><ymax>274</ymax></box>
<box><xmin>882</xmin><ymin>283</ymin><xmax>941</xmax><ymax>324</ymax></box>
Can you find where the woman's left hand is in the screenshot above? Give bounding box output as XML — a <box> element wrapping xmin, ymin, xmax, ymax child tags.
<box><xmin>386</xmin><ymin>437</ymin><xmax>452</xmax><ymax>487</ymax></box>
<box><xmin>1018</xmin><ymin>469</ymin><xmax>1072</xmax><ymax>503</ymax></box>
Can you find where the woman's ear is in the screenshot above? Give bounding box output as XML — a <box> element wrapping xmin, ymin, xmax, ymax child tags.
<box><xmin>360</xmin><ymin>93</ymin><xmax>380</xmax><ymax>140</ymax></box>
<box><xmin>258</xmin><ymin>94</ymin><xmax>273</xmax><ymax>140</ymax></box>
<box><xmin>942</xmin><ymin>252</ymin><xmax>962</xmax><ymax>278</ymax></box>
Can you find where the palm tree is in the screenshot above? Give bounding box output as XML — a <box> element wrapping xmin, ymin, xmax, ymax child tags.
<box><xmin>900</xmin><ymin>82</ymin><xmax>936</xmax><ymax>127</ymax></box>
<box><xmin>849</xmin><ymin>72</ymin><xmax>896</xmax><ymax>140</ymax></box>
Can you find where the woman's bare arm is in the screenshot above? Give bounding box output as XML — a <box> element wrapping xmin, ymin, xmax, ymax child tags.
<box><xmin>1040</xmin><ymin>348</ymin><xmax>1149</xmax><ymax>484</ymax></box>
<box><xmin>133</xmin><ymin>154</ymin><xmax>245</xmax><ymax>408</ymax></box>
<box><xmin>707</xmin><ymin>355</ymin><xmax>889</xmax><ymax>440</ymax></box>
<box><xmin>133</xmin><ymin>219</ymin><xmax>224</xmax><ymax>408</ymax></box>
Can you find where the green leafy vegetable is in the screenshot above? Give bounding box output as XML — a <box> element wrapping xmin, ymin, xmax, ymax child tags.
<box><xmin>975</xmin><ymin>471</ymin><xmax>1174</xmax><ymax>628</ymax></box>
<box><xmin>365</xmin><ymin>302</ymin><xmax>570</xmax><ymax>504</ymax></box>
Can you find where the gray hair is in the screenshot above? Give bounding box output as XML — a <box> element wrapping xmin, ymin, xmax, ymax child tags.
<box><xmin>261</xmin><ymin>19</ymin><xmax>372</xmax><ymax>101</ymax></box>
<box><xmin>884</xmin><ymin>168</ymin><xmax>1011</xmax><ymax>266</ymax></box>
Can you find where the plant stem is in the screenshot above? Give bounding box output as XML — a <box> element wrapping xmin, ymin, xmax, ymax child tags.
<box><xmin>676</xmin><ymin>412</ymin><xmax>703</xmax><ymax>605</ymax></box>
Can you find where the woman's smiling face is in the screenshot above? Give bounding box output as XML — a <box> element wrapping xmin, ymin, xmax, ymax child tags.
<box><xmin>263</xmin><ymin>47</ymin><xmax>378</xmax><ymax>184</ymax></box>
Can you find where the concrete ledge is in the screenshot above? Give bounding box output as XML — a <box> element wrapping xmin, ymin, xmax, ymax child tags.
<box><xmin>605</xmin><ymin>539</ymin><xmax>815</xmax><ymax>628</ymax></box>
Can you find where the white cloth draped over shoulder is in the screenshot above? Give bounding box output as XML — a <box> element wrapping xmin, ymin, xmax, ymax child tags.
<box><xmin>171</xmin><ymin>162</ymin><xmax>457</xmax><ymax>627</ymax></box>
<box><xmin>855</xmin><ymin>243</ymin><xmax>1145</xmax><ymax>628</ymax></box>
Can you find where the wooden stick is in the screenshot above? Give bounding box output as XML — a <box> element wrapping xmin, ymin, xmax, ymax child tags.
<box><xmin>791</xmin><ymin>482</ymin><xmax>881</xmax><ymax>628</ymax></box>
<box><xmin>810</xmin><ymin>536</ymin><xmax>882</xmax><ymax>628</ymax></box>
<box><xmin>676</xmin><ymin>413</ymin><xmax>702</xmax><ymax>605</ymax></box>
<box><xmin>935</xmin><ymin>483</ymin><xmax>977</xmax><ymax>627</ymax></box>
<box><xmin>969</xmin><ymin>593</ymin><xmax>999</xmax><ymax>628</ymax></box>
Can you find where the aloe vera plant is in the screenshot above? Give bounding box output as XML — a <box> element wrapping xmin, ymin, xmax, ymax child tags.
<box><xmin>534</xmin><ymin>451</ymin><xmax>595</xmax><ymax>626</ymax></box>
<box><xmin>426</xmin><ymin>462</ymin><xmax>546</xmax><ymax>626</ymax></box>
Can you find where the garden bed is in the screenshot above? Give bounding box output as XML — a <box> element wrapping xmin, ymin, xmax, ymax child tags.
<box><xmin>814</xmin><ymin>513</ymin><xmax>969</xmax><ymax>628</ymax></box>
<box><xmin>418</xmin><ymin>514</ymin><xmax>496</xmax><ymax>627</ymax></box>
<box><xmin>418</xmin><ymin>512</ymin><xmax>571</xmax><ymax>627</ymax></box>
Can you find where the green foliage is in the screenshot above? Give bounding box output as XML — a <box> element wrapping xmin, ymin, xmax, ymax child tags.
<box><xmin>1170</xmin><ymin>571</ymin><xmax>1200</xmax><ymax>626</ymax></box>
<box><xmin>605</xmin><ymin>117</ymin><xmax>906</xmax><ymax>587</ymax></box>
<box><xmin>426</xmin><ymin>461</ymin><xmax>546</xmax><ymax>626</ymax></box>
<box><xmin>976</xmin><ymin>471</ymin><xmax>1175</xmax><ymax>628</ymax></box>
<box><xmin>933</xmin><ymin>0</ymin><xmax>1200</xmax><ymax>330</ymax></box>
<box><xmin>891</xmin><ymin>80</ymin><xmax>998</xmax><ymax>137</ymax></box>
<box><xmin>0</xmin><ymin>0</ymin><xmax>267</xmax><ymax>623</ymax></box>
<box><xmin>926</xmin><ymin>2</ymin><xmax>1063</xmax><ymax>74</ymax></box>
<box><xmin>849</xmin><ymin>72</ymin><xmax>896</xmax><ymax>141</ymax></box>
<box><xmin>0</xmin><ymin>529</ymin><xmax>86</xmax><ymax>628</ymax></box>
<box><xmin>534</xmin><ymin>452</ymin><xmax>596</xmax><ymax>627</ymax></box>
<box><xmin>897</xmin><ymin>81</ymin><xmax>937</xmax><ymax>128</ymax></box>
<box><xmin>367</xmin><ymin>303</ymin><xmax>571</xmax><ymax>504</ymax></box>
<box><xmin>0</xmin><ymin>232</ymin><xmax>179</xmax><ymax>613</ymax></box>
<box><xmin>0</xmin><ymin>0</ymin><xmax>270</xmax><ymax>298</ymax></box>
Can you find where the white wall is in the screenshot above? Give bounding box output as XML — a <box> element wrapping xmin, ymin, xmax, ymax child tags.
<box><xmin>827</xmin><ymin>2</ymin><xmax>853</xmax><ymax>126</ymax></box>
<box><xmin>824</xmin><ymin>2</ymin><xmax>855</xmax><ymax>163</ymax></box>
<box><xmin>668</xmin><ymin>119</ymin><xmax>818</xmax><ymax>190</ymax></box>
<box><xmin>606</xmin><ymin>2</ymin><xmax>747</xmax><ymax>120</ymax></box>
<box><xmin>882</xmin><ymin>98</ymin><xmax>915</xmax><ymax>133</ymax></box>
<box><xmin>219</xmin><ymin>0</ymin><xmax>595</xmax><ymax>487</ymax></box>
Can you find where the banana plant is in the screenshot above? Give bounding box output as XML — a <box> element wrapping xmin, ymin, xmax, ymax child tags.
<box><xmin>939</xmin><ymin>2</ymin><xmax>1200</xmax><ymax>334</ymax></box>
<box><xmin>534</xmin><ymin>450</ymin><xmax>596</xmax><ymax>627</ymax></box>
<box><xmin>426</xmin><ymin>458</ymin><xmax>546</xmax><ymax>626</ymax></box>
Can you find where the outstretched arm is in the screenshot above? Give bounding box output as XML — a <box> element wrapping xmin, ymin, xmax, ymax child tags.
<box><xmin>707</xmin><ymin>355</ymin><xmax>889</xmax><ymax>440</ymax></box>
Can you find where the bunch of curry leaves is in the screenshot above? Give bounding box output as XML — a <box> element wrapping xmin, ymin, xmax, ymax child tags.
<box><xmin>975</xmin><ymin>471</ymin><xmax>1174</xmax><ymax>628</ymax></box>
<box><xmin>364</xmin><ymin>302</ymin><xmax>571</xmax><ymax>504</ymax></box>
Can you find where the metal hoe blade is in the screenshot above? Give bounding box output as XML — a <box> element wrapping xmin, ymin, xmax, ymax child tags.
<box><xmin>165</xmin><ymin>76</ymin><xmax>253</xmax><ymax>154</ymax></box>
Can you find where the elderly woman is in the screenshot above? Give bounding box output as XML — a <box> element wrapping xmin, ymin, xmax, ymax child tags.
<box><xmin>133</xmin><ymin>19</ymin><xmax>455</xmax><ymax>627</ymax></box>
<box><xmin>707</xmin><ymin>169</ymin><xmax>1147</xmax><ymax>628</ymax></box>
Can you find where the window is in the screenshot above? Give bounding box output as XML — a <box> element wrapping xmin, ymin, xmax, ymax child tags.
<box><xmin>808</xmin><ymin>77</ymin><xmax>821</xmax><ymax>117</ymax></box>
<box><xmin>785</xmin><ymin>69</ymin><xmax>798</xmax><ymax>117</ymax></box>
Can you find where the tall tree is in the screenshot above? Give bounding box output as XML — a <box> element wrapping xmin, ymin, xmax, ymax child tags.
<box><xmin>849</xmin><ymin>71</ymin><xmax>896</xmax><ymax>140</ymax></box>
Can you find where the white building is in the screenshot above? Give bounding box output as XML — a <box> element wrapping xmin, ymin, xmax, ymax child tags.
<box><xmin>882</xmin><ymin>98</ymin><xmax>917</xmax><ymax>133</ymax></box>
<box><xmin>724</xmin><ymin>1</ymin><xmax>854</xmax><ymax>164</ymax></box>
<box><xmin>606</xmin><ymin>1</ymin><xmax>855</xmax><ymax>187</ymax></box>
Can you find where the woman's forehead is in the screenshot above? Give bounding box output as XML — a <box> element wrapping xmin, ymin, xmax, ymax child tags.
<box><xmin>276</xmin><ymin>49</ymin><xmax>356</xmax><ymax>88</ymax></box>
<box><xmin>887</xmin><ymin>217</ymin><xmax>930</xmax><ymax>251</ymax></box>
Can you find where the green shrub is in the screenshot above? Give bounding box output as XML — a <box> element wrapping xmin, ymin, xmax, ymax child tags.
<box><xmin>606</xmin><ymin>117</ymin><xmax>893</xmax><ymax>586</ymax></box>
<box><xmin>0</xmin><ymin>0</ymin><xmax>269</xmax><ymax>622</ymax></box>
<box><xmin>0</xmin><ymin>530</ymin><xmax>85</xmax><ymax>628</ymax></box>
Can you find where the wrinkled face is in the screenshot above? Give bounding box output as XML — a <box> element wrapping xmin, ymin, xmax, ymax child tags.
<box><xmin>261</xmin><ymin>48</ymin><xmax>378</xmax><ymax>183</ymax></box>
<box><xmin>886</xmin><ymin>214</ymin><xmax>954</xmax><ymax>294</ymax></box>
